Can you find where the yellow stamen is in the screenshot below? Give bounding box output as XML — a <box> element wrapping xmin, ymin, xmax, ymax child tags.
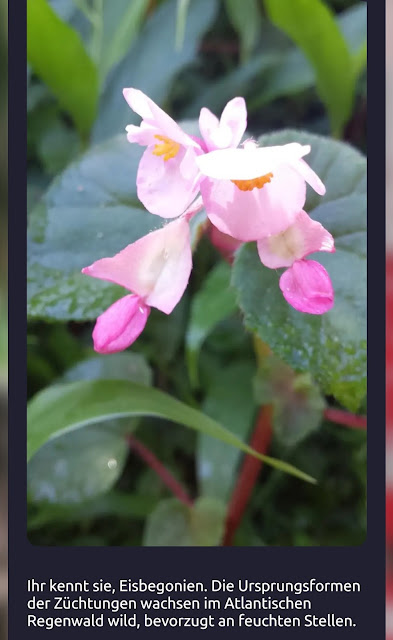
<box><xmin>232</xmin><ymin>172</ymin><xmax>274</xmax><ymax>191</ymax></box>
<box><xmin>152</xmin><ymin>135</ymin><xmax>180</xmax><ymax>161</ymax></box>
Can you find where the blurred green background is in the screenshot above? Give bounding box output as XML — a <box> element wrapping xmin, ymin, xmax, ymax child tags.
<box><xmin>26</xmin><ymin>0</ymin><xmax>366</xmax><ymax>548</ymax></box>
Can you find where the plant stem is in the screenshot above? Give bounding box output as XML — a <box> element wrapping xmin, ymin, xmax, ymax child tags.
<box><xmin>127</xmin><ymin>435</ymin><xmax>193</xmax><ymax>507</ymax></box>
<box><xmin>223</xmin><ymin>405</ymin><xmax>273</xmax><ymax>546</ymax></box>
<box><xmin>324</xmin><ymin>408</ymin><xmax>367</xmax><ymax>430</ymax></box>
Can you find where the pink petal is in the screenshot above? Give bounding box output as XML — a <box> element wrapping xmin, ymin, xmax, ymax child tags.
<box><xmin>257</xmin><ymin>210</ymin><xmax>335</xmax><ymax>268</ymax></box>
<box><xmin>196</xmin><ymin>143</ymin><xmax>310</xmax><ymax>181</ymax></box>
<box><xmin>199</xmin><ymin>108</ymin><xmax>220</xmax><ymax>151</ymax></box>
<box><xmin>279</xmin><ymin>259</ymin><xmax>334</xmax><ymax>314</ymax></box>
<box><xmin>290</xmin><ymin>157</ymin><xmax>326</xmax><ymax>195</ymax></box>
<box><xmin>92</xmin><ymin>295</ymin><xmax>150</xmax><ymax>354</ymax></box>
<box><xmin>123</xmin><ymin>88</ymin><xmax>199</xmax><ymax>149</ymax></box>
<box><xmin>199</xmin><ymin>98</ymin><xmax>247</xmax><ymax>151</ymax></box>
<box><xmin>200</xmin><ymin>165</ymin><xmax>306</xmax><ymax>242</ymax></box>
<box><xmin>82</xmin><ymin>218</ymin><xmax>192</xmax><ymax>315</ymax></box>
<box><xmin>137</xmin><ymin>145</ymin><xmax>201</xmax><ymax>218</ymax></box>
<box><xmin>219</xmin><ymin>97</ymin><xmax>247</xmax><ymax>148</ymax></box>
<box><xmin>126</xmin><ymin>122</ymin><xmax>159</xmax><ymax>146</ymax></box>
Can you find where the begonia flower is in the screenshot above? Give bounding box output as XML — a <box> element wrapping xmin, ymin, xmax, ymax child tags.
<box><xmin>123</xmin><ymin>88</ymin><xmax>204</xmax><ymax>218</ymax></box>
<box><xmin>82</xmin><ymin>217</ymin><xmax>192</xmax><ymax>353</ymax></box>
<box><xmin>199</xmin><ymin>97</ymin><xmax>247</xmax><ymax>152</ymax></box>
<box><xmin>257</xmin><ymin>210</ymin><xmax>335</xmax><ymax>314</ymax></box>
<box><xmin>197</xmin><ymin>137</ymin><xmax>326</xmax><ymax>242</ymax></box>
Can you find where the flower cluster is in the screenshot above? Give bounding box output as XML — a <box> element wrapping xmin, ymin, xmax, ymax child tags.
<box><xmin>82</xmin><ymin>89</ymin><xmax>335</xmax><ymax>354</ymax></box>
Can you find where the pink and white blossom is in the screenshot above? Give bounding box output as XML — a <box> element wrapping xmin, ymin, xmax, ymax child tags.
<box><xmin>82</xmin><ymin>217</ymin><xmax>192</xmax><ymax>353</ymax></box>
<box><xmin>124</xmin><ymin>88</ymin><xmax>203</xmax><ymax>218</ymax></box>
<box><xmin>257</xmin><ymin>210</ymin><xmax>335</xmax><ymax>314</ymax></box>
<box><xmin>197</xmin><ymin>134</ymin><xmax>326</xmax><ymax>241</ymax></box>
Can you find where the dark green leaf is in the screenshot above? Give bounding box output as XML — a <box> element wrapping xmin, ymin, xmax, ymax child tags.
<box><xmin>28</xmin><ymin>423</ymin><xmax>131</xmax><ymax>504</ymax></box>
<box><xmin>27</xmin><ymin>0</ymin><xmax>99</xmax><ymax>136</ymax></box>
<box><xmin>232</xmin><ymin>130</ymin><xmax>366</xmax><ymax>411</ymax></box>
<box><xmin>27</xmin><ymin>136</ymin><xmax>159</xmax><ymax>321</ymax></box>
<box><xmin>186</xmin><ymin>261</ymin><xmax>237</xmax><ymax>387</ymax></box>
<box><xmin>28</xmin><ymin>352</ymin><xmax>153</xmax><ymax>504</ymax></box>
<box><xmin>225</xmin><ymin>0</ymin><xmax>262</xmax><ymax>63</ymax></box>
<box><xmin>63</xmin><ymin>352</ymin><xmax>153</xmax><ymax>386</ymax></box>
<box><xmin>93</xmin><ymin>0</ymin><xmax>218</xmax><ymax>142</ymax></box>
<box><xmin>143</xmin><ymin>497</ymin><xmax>226</xmax><ymax>546</ymax></box>
<box><xmin>182</xmin><ymin>52</ymin><xmax>281</xmax><ymax>118</ymax></box>
<box><xmin>197</xmin><ymin>360</ymin><xmax>256</xmax><ymax>500</ymax></box>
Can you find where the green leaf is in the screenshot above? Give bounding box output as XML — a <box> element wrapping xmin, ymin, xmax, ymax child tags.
<box><xmin>28</xmin><ymin>423</ymin><xmax>131</xmax><ymax>504</ymax></box>
<box><xmin>27</xmin><ymin>380</ymin><xmax>316</xmax><ymax>482</ymax></box>
<box><xmin>28</xmin><ymin>490</ymin><xmax>158</xmax><ymax>529</ymax></box>
<box><xmin>338</xmin><ymin>4</ymin><xmax>367</xmax><ymax>72</ymax></box>
<box><xmin>93</xmin><ymin>0</ymin><xmax>218</xmax><ymax>142</ymax></box>
<box><xmin>181</xmin><ymin>52</ymin><xmax>281</xmax><ymax>118</ymax></box>
<box><xmin>28</xmin><ymin>352</ymin><xmax>153</xmax><ymax>504</ymax></box>
<box><xmin>186</xmin><ymin>261</ymin><xmax>238</xmax><ymax>387</ymax></box>
<box><xmin>232</xmin><ymin>129</ymin><xmax>366</xmax><ymax>412</ymax></box>
<box><xmin>264</xmin><ymin>0</ymin><xmax>355</xmax><ymax>136</ymax></box>
<box><xmin>238</xmin><ymin>5</ymin><xmax>366</xmax><ymax>113</ymax></box>
<box><xmin>27</xmin><ymin>0</ymin><xmax>98</xmax><ymax>136</ymax></box>
<box><xmin>143</xmin><ymin>497</ymin><xmax>226</xmax><ymax>546</ymax></box>
<box><xmin>27</xmin><ymin>135</ymin><xmax>159</xmax><ymax>321</ymax></box>
<box><xmin>254</xmin><ymin>357</ymin><xmax>325</xmax><ymax>447</ymax></box>
<box><xmin>175</xmin><ymin>0</ymin><xmax>191</xmax><ymax>50</ymax></box>
<box><xmin>225</xmin><ymin>0</ymin><xmax>262</xmax><ymax>63</ymax></box>
<box><xmin>63</xmin><ymin>352</ymin><xmax>153</xmax><ymax>386</ymax></box>
<box><xmin>99</xmin><ymin>0</ymin><xmax>150</xmax><ymax>81</ymax></box>
<box><xmin>197</xmin><ymin>361</ymin><xmax>256</xmax><ymax>500</ymax></box>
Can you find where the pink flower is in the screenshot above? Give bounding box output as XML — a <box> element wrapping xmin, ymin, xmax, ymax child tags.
<box><xmin>257</xmin><ymin>210</ymin><xmax>335</xmax><ymax>314</ymax></box>
<box><xmin>123</xmin><ymin>88</ymin><xmax>203</xmax><ymax>219</ymax></box>
<box><xmin>199</xmin><ymin>97</ymin><xmax>247</xmax><ymax>151</ymax></box>
<box><xmin>197</xmin><ymin>137</ymin><xmax>326</xmax><ymax>242</ymax></box>
<box><xmin>82</xmin><ymin>217</ymin><xmax>192</xmax><ymax>353</ymax></box>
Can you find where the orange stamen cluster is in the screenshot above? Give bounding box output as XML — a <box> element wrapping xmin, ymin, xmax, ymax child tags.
<box><xmin>232</xmin><ymin>172</ymin><xmax>273</xmax><ymax>192</ymax></box>
<box><xmin>152</xmin><ymin>135</ymin><xmax>180</xmax><ymax>161</ymax></box>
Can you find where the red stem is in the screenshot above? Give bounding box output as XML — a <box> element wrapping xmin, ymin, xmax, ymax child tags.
<box><xmin>324</xmin><ymin>408</ymin><xmax>367</xmax><ymax>430</ymax></box>
<box><xmin>127</xmin><ymin>435</ymin><xmax>193</xmax><ymax>508</ymax></box>
<box><xmin>223</xmin><ymin>406</ymin><xmax>273</xmax><ymax>546</ymax></box>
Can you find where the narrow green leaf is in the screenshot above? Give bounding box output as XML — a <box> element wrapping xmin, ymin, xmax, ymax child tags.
<box><xmin>27</xmin><ymin>380</ymin><xmax>316</xmax><ymax>483</ymax></box>
<box><xmin>249</xmin><ymin>4</ymin><xmax>366</xmax><ymax>111</ymax></box>
<box><xmin>99</xmin><ymin>0</ymin><xmax>150</xmax><ymax>80</ymax></box>
<box><xmin>27</xmin><ymin>0</ymin><xmax>99</xmax><ymax>136</ymax></box>
<box><xmin>143</xmin><ymin>497</ymin><xmax>226</xmax><ymax>546</ymax></box>
<box><xmin>28</xmin><ymin>352</ymin><xmax>153</xmax><ymax>504</ymax></box>
<box><xmin>93</xmin><ymin>0</ymin><xmax>218</xmax><ymax>142</ymax></box>
<box><xmin>225</xmin><ymin>0</ymin><xmax>262</xmax><ymax>63</ymax></box>
<box><xmin>264</xmin><ymin>0</ymin><xmax>355</xmax><ymax>136</ymax></box>
<box><xmin>175</xmin><ymin>0</ymin><xmax>191</xmax><ymax>50</ymax></box>
<box><xmin>186</xmin><ymin>261</ymin><xmax>237</xmax><ymax>388</ymax></box>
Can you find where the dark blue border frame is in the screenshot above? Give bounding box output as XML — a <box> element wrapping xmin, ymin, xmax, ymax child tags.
<box><xmin>10</xmin><ymin>0</ymin><xmax>383</xmax><ymax>637</ymax></box>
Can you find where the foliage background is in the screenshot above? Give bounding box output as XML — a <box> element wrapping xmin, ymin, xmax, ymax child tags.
<box><xmin>27</xmin><ymin>0</ymin><xmax>366</xmax><ymax>547</ymax></box>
